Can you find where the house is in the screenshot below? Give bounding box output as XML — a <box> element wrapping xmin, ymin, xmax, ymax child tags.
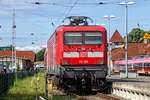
<box><xmin>0</xmin><ymin>51</ymin><xmax>35</xmax><ymax>71</ymax></box>
<box><xmin>110</xmin><ymin>29</ymin><xmax>150</xmax><ymax>70</ymax></box>
<box><xmin>110</xmin><ymin>29</ymin><xmax>124</xmax><ymax>45</ymax></box>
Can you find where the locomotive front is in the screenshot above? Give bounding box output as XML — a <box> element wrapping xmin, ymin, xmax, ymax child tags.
<box><xmin>58</xmin><ymin>16</ymin><xmax>108</xmax><ymax>91</ymax></box>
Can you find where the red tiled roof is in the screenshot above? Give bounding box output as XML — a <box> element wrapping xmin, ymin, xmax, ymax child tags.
<box><xmin>111</xmin><ymin>43</ymin><xmax>150</xmax><ymax>60</ymax></box>
<box><xmin>0</xmin><ymin>51</ymin><xmax>35</xmax><ymax>62</ymax></box>
<box><xmin>110</xmin><ymin>30</ymin><xmax>124</xmax><ymax>43</ymax></box>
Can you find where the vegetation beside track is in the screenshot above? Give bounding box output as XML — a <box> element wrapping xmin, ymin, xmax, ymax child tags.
<box><xmin>0</xmin><ymin>72</ymin><xmax>77</xmax><ymax>100</ymax></box>
<box><xmin>0</xmin><ymin>72</ymin><xmax>45</xmax><ymax>100</ymax></box>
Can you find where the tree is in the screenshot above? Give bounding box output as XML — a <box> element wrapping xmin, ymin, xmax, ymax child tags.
<box><xmin>36</xmin><ymin>48</ymin><xmax>46</xmax><ymax>61</ymax></box>
<box><xmin>127</xmin><ymin>28</ymin><xmax>147</xmax><ymax>43</ymax></box>
<box><xmin>5</xmin><ymin>62</ymin><xmax>10</xmax><ymax>69</ymax></box>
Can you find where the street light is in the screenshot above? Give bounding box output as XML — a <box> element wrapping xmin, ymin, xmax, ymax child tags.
<box><xmin>119</xmin><ymin>1</ymin><xmax>136</xmax><ymax>78</ymax></box>
<box><xmin>104</xmin><ymin>15</ymin><xmax>116</xmax><ymax>77</ymax></box>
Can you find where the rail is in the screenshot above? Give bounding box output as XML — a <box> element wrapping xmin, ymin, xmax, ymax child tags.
<box><xmin>39</xmin><ymin>96</ymin><xmax>46</xmax><ymax>100</ymax></box>
<box><xmin>97</xmin><ymin>93</ymin><xmax>120</xmax><ymax>100</ymax></box>
<box><xmin>51</xmin><ymin>88</ymin><xmax>120</xmax><ymax>100</ymax></box>
<box><xmin>69</xmin><ymin>92</ymin><xmax>121</xmax><ymax>100</ymax></box>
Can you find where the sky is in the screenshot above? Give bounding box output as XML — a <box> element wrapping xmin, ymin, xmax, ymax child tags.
<box><xmin>0</xmin><ymin>0</ymin><xmax>150</xmax><ymax>52</ymax></box>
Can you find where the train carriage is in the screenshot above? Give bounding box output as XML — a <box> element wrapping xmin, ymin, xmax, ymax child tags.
<box><xmin>44</xmin><ymin>16</ymin><xmax>108</xmax><ymax>91</ymax></box>
<box><xmin>113</xmin><ymin>55</ymin><xmax>150</xmax><ymax>75</ymax></box>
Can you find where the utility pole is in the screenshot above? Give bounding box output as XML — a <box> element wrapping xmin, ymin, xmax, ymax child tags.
<box><xmin>104</xmin><ymin>15</ymin><xmax>116</xmax><ymax>77</ymax></box>
<box><xmin>12</xmin><ymin>9</ymin><xmax>16</xmax><ymax>71</ymax></box>
<box><xmin>119</xmin><ymin>1</ymin><xmax>136</xmax><ymax>78</ymax></box>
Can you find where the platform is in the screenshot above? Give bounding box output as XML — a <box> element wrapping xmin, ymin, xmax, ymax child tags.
<box><xmin>106</xmin><ymin>74</ymin><xmax>150</xmax><ymax>100</ymax></box>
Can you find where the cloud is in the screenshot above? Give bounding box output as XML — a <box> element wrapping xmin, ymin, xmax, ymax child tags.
<box><xmin>16</xmin><ymin>45</ymin><xmax>46</xmax><ymax>52</ymax></box>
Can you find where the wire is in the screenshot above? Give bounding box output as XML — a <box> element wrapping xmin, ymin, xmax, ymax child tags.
<box><xmin>64</xmin><ymin>0</ymin><xmax>79</xmax><ymax>18</ymax></box>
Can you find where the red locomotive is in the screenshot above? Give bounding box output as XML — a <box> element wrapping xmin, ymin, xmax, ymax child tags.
<box><xmin>44</xmin><ymin>16</ymin><xmax>108</xmax><ymax>92</ymax></box>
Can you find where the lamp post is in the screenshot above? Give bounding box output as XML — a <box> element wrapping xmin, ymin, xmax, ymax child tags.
<box><xmin>119</xmin><ymin>1</ymin><xmax>136</xmax><ymax>78</ymax></box>
<box><xmin>104</xmin><ymin>15</ymin><xmax>116</xmax><ymax>77</ymax></box>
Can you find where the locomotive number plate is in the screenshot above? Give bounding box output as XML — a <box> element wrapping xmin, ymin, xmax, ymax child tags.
<box><xmin>79</xmin><ymin>60</ymin><xmax>88</xmax><ymax>63</ymax></box>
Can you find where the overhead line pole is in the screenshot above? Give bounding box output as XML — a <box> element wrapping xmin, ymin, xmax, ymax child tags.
<box><xmin>12</xmin><ymin>9</ymin><xmax>16</xmax><ymax>71</ymax></box>
<box><xmin>104</xmin><ymin>15</ymin><xmax>116</xmax><ymax>77</ymax></box>
<box><xmin>119</xmin><ymin>1</ymin><xmax>136</xmax><ymax>78</ymax></box>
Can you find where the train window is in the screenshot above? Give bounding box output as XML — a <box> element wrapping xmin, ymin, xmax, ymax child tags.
<box><xmin>120</xmin><ymin>64</ymin><xmax>125</xmax><ymax>70</ymax></box>
<box><xmin>134</xmin><ymin>63</ymin><xmax>142</xmax><ymax>69</ymax></box>
<box><xmin>84</xmin><ymin>32</ymin><xmax>103</xmax><ymax>44</ymax></box>
<box><xmin>64</xmin><ymin>32</ymin><xmax>82</xmax><ymax>44</ymax></box>
<box><xmin>144</xmin><ymin>63</ymin><xmax>150</xmax><ymax>69</ymax></box>
<box><xmin>133</xmin><ymin>64</ymin><xmax>137</xmax><ymax>69</ymax></box>
<box><xmin>128</xmin><ymin>64</ymin><xmax>132</xmax><ymax>69</ymax></box>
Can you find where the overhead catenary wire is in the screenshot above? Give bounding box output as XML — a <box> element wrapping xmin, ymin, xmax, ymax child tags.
<box><xmin>60</xmin><ymin>0</ymin><xmax>80</xmax><ymax>24</ymax></box>
<box><xmin>64</xmin><ymin>0</ymin><xmax>79</xmax><ymax>17</ymax></box>
<box><xmin>0</xmin><ymin>0</ymin><xmax>126</xmax><ymax>49</ymax></box>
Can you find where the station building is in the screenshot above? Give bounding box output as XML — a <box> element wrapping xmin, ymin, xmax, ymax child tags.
<box><xmin>0</xmin><ymin>50</ymin><xmax>35</xmax><ymax>71</ymax></box>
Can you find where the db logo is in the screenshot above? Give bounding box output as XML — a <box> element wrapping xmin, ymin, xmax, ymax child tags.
<box><xmin>79</xmin><ymin>52</ymin><xmax>88</xmax><ymax>57</ymax></box>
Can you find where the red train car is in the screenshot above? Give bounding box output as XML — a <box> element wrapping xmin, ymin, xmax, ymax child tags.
<box><xmin>113</xmin><ymin>55</ymin><xmax>150</xmax><ymax>75</ymax></box>
<box><xmin>45</xmin><ymin>16</ymin><xmax>107</xmax><ymax>91</ymax></box>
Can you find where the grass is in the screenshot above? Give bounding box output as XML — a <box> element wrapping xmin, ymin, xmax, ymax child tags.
<box><xmin>0</xmin><ymin>72</ymin><xmax>46</xmax><ymax>100</ymax></box>
<box><xmin>0</xmin><ymin>72</ymin><xmax>76</xmax><ymax>100</ymax></box>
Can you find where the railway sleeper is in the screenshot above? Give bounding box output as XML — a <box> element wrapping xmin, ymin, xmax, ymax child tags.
<box><xmin>46</xmin><ymin>75</ymin><xmax>58</xmax><ymax>98</ymax></box>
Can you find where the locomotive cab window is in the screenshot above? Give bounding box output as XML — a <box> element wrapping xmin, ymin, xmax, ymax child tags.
<box><xmin>64</xmin><ymin>32</ymin><xmax>82</xmax><ymax>45</ymax></box>
<box><xmin>64</xmin><ymin>31</ymin><xmax>103</xmax><ymax>45</ymax></box>
<box><xmin>84</xmin><ymin>32</ymin><xmax>103</xmax><ymax>45</ymax></box>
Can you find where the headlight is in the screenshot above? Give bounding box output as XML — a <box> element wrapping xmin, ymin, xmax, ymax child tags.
<box><xmin>99</xmin><ymin>60</ymin><xmax>103</xmax><ymax>64</ymax></box>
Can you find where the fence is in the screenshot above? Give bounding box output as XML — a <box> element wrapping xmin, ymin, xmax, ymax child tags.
<box><xmin>0</xmin><ymin>70</ymin><xmax>40</xmax><ymax>95</ymax></box>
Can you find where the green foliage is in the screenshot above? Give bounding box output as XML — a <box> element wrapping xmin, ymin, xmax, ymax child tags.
<box><xmin>0</xmin><ymin>72</ymin><xmax>77</xmax><ymax>100</ymax></box>
<box><xmin>36</xmin><ymin>48</ymin><xmax>46</xmax><ymax>61</ymax></box>
<box><xmin>127</xmin><ymin>28</ymin><xmax>149</xmax><ymax>43</ymax></box>
<box><xmin>5</xmin><ymin>62</ymin><xmax>10</xmax><ymax>69</ymax></box>
<box><xmin>0</xmin><ymin>72</ymin><xmax>45</xmax><ymax>100</ymax></box>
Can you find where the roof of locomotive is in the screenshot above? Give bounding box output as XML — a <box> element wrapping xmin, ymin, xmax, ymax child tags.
<box><xmin>55</xmin><ymin>25</ymin><xmax>106</xmax><ymax>32</ymax></box>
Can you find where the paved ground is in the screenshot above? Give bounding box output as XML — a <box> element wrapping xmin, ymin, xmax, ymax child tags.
<box><xmin>106</xmin><ymin>74</ymin><xmax>150</xmax><ymax>88</ymax></box>
<box><xmin>107</xmin><ymin>74</ymin><xmax>150</xmax><ymax>81</ymax></box>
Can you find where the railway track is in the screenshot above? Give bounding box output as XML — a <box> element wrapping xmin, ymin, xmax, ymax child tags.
<box><xmin>54</xmin><ymin>88</ymin><xmax>121</xmax><ymax>100</ymax></box>
<box><xmin>46</xmin><ymin>77</ymin><xmax>122</xmax><ymax>100</ymax></box>
<box><xmin>71</xmin><ymin>92</ymin><xmax>121</xmax><ymax>100</ymax></box>
<box><xmin>47</xmin><ymin>75</ymin><xmax>150</xmax><ymax>100</ymax></box>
